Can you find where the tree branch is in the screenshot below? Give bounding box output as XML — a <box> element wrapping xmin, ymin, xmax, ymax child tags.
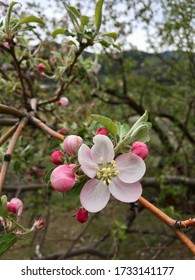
<box><xmin>138</xmin><ymin>196</ymin><xmax>195</xmax><ymax>255</ymax></box>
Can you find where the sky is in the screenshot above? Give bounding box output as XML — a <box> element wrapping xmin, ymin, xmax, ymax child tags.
<box><xmin>6</xmin><ymin>0</ymin><xmax>150</xmax><ymax>52</ymax></box>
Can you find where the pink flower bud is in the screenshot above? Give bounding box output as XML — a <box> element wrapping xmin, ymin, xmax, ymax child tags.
<box><xmin>32</xmin><ymin>219</ymin><xmax>45</xmax><ymax>230</ymax></box>
<box><xmin>50</xmin><ymin>164</ymin><xmax>76</xmax><ymax>192</ymax></box>
<box><xmin>58</xmin><ymin>97</ymin><xmax>69</xmax><ymax>106</ymax></box>
<box><xmin>59</xmin><ymin>127</ymin><xmax>70</xmax><ymax>135</ymax></box>
<box><xmin>95</xmin><ymin>127</ymin><xmax>109</xmax><ymax>136</ymax></box>
<box><xmin>7</xmin><ymin>198</ymin><xmax>23</xmax><ymax>217</ymax></box>
<box><xmin>131</xmin><ymin>141</ymin><xmax>149</xmax><ymax>160</ymax></box>
<box><xmin>63</xmin><ymin>135</ymin><xmax>83</xmax><ymax>156</ymax></box>
<box><xmin>3</xmin><ymin>42</ymin><xmax>10</xmax><ymax>49</ymax></box>
<box><xmin>51</xmin><ymin>150</ymin><xmax>64</xmax><ymax>165</ymax></box>
<box><xmin>76</xmin><ymin>208</ymin><xmax>88</xmax><ymax>223</ymax></box>
<box><xmin>38</xmin><ymin>63</ymin><xmax>45</xmax><ymax>72</ymax></box>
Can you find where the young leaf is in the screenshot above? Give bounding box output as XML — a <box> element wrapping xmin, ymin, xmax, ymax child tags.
<box><xmin>15</xmin><ymin>16</ymin><xmax>45</xmax><ymax>28</ymax></box>
<box><xmin>52</xmin><ymin>28</ymin><xmax>66</xmax><ymax>38</ymax></box>
<box><xmin>0</xmin><ymin>233</ymin><xmax>18</xmax><ymax>257</ymax></box>
<box><xmin>91</xmin><ymin>114</ymin><xmax>118</xmax><ymax>136</ymax></box>
<box><xmin>63</xmin><ymin>3</ymin><xmax>79</xmax><ymax>31</ymax></box>
<box><xmin>5</xmin><ymin>2</ymin><xmax>21</xmax><ymax>35</ymax></box>
<box><xmin>103</xmin><ymin>32</ymin><xmax>118</xmax><ymax>41</ymax></box>
<box><xmin>95</xmin><ymin>0</ymin><xmax>104</xmax><ymax>34</ymax></box>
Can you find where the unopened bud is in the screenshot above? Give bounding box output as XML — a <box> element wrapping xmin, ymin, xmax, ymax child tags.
<box><xmin>131</xmin><ymin>141</ymin><xmax>149</xmax><ymax>160</ymax></box>
<box><xmin>38</xmin><ymin>63</ymin><xmax>45</xmax><ymax>72</ymax></box>
<box><xmin>95</xmin><ymin>127</ymin><xmax>109</xmax><ymax>136</ymax></box>
<box><xmin>63</xmin><ymin>135</ymin><xmax>83</xmax><ymax>156</ymax></box>
<box><xmin>76</xmin><ymin>208</ymin><xmax>88</xmax><ymax>223</ymax></box>
<box><xmin>51</xmin><ymin>150</ymin><xmax>64</xmax><ymax>165</ymax></box>
<box><xmin>50</xmin><ymin>164</ymin><xmax>76</xmax><ymax>192</ymax></box>
<box><xmin>58</xmin><ymin>97</ymin><xmax>69</xmax><ymax>106</ymax></box>
<box><xmin>7</xmin><ymin>198</ymin><xmax>23</xmax><ymax>217</ymax></box>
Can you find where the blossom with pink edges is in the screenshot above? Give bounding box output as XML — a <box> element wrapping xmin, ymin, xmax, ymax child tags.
<box><xmin>131</xmin><ymin>141</ymin><xmax>149</xmax><ymax>160</ymax></box>
<box><xmin>78</xmin><ymin>135</ymin><xmax>146</xmax><ymax>213</ymax></box>
<box><xmin>58</xmin><ymin>97</ymin><xmax>69</xmax><ymax>106</ymax></box>
<box><xmin>7</xmin><ymin>198</ymin><xmax>23</xmax><ymax>217</ymax></box>
<box><xmin>50</xmin><ymin>164</ymin><xmax>76</xmax><ymax>192</ymax></box>
<box><xmin>63</xmin><ymin>135</ymin><xmax>83</xmax><ymax>156</ymax></box>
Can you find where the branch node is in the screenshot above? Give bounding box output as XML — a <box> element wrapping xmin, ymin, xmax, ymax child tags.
<box><xmin>4</xmin><ymin>154</ymin><xmax>12</xmax><ymax>162</ymax></box>
<box><xmin>175</xmin><ymin>220</ymin><xmax>182</xmax><ymax>229</ymax></box>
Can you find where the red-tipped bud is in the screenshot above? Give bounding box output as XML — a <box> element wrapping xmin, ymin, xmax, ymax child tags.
<box><xmin>7</xmin><ymin>198</ymin><xmax>23</xmax><ymax>217</ymax></box>
<box><xmin>131</xmin><ymin>141</ymin><xmax>149</xmax><ymax>160</ymax></box>
<box><xmin>51</xmin><ymin>150</ymin><xmax>64</xmax><ymax>165</ymax></box>
<box><xmin>76</xmin><ymin>208</ymin><xmax>88</xmax><ymax>223</ymax></box>
<box><xmin>59</xmin><ymin>127</ymin><xmax>70</xmax><ymax>135</ymax></box>
<box><xmin>50</xmin><ymin>164</ymin><xmax>76</xmax><ymax>192</ymax></box>
<box><xmin>95</xmin><ymin>127</ymin><xmax>109</xmax><ymax>136</ymax></box>
<box><xmin>58</xmin><ymin>97</ymin><xmax>69</xmax><ymax>106</ymax></box>
<box><xmin>38</xmin><ymin>63</ymin><xmax>45</xmax><ymax>72</ymax></box>
<box><xmin>32</xmin><ymin>219</ymin><xmax>45</xmax><ymax>230</ymax></box>
<box><xmin>63</xmin><ymin>135</ymin><xmax>83</xmax><ymax>156</ymax></box>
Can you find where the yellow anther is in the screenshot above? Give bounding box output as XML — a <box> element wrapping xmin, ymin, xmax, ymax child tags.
<box><xmin>97</xmin><ymin>172</ymin><xmax>101</xmax><ymax>178</ymax></box>
<box><xmin>100</xmin><ymin>156</ymin><xmax>104</xmax><ymax>161</ymax></box>
<box><xmin>114</xmin><ymin>170</ymin><xmax>119</xmax><ymax>175</ymax></box>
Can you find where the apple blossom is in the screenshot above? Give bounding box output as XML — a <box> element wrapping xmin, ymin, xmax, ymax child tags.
<box><xmin>33</xmin><ymin>219</ymin><xmax>45</xmax><ymax>229</ymax></box>
<box><xmin>7</xmin><ymin>198</ymin><xmax>23</xmax><ymax>217</ymax></box>
<box><xmin>58</xmin><ymin>97</ymin><xmax>69</xmax><ymax>106</ymax></box>
<box><xmin>50</xmin><ymin>164</ymin><xmax>76</xmax><ymax>192</ymax></box>
<box><xmin>95</xmin><ymin>127</ymin><xmax>109</xmax><ymax>136</ymax></box>
<box><xmin>78</xmin><ymin>135</ymin><xmax>146</xmax><ymax>213</ymax></box>
<box><xmin>63</xmin><ymin>135</ymin><xmax>83</xmax><ymax>156</ymax></box>
<box><xmin>51</xmin><ymin>150</ymin><xmax>64</xmax><ymax>165</ymax></box>
<box><xmin>131</xmin><ymin>141</ymin><xmax>149</xmax><ymax>160</ymax></box>
<box><xmin>76</xmin><ymin>208</ymin><xmax>88</xmax><ymax>223</ymax></box>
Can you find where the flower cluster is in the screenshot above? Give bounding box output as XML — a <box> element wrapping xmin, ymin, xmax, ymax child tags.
<box><xmin>49</xmin><ymin>114</ymin><xmax>150</xmax><ymax>223</ymax></box>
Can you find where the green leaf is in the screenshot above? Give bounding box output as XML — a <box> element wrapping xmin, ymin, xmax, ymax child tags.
<box><xmin>80</xmin><ymin>16</ymin><xmax>90</xmax><ymax>31</ymax></box>
<box><xmin>0</xmin><ymin>233</ymin><xmax>18</xmax><ymax>257</ymax></box>
<box><xmin>64</xmin><ymin>29</ymin><xmax>76</xmax><ymax>37</ymax></box>
<box><xmin>68</xmin><ymin>40</ymin><xmax>77</xmax><ymax>46</ymax></box>
<box><xmin>103</xmin><ymin>32</ymin><xmax>118</xmax><ymax>41</ymax></box>
<box><xmin>91</xmin><ymin>114</ymin><xmax>118</xmax><ymax>136</ymax></box>
<box><xmin>52</xmin><ymin>28</ymin><xmax>66</xmax><ymax>38</ymax></box>
<box><xmin>128</xmin><ymin>111</ymin><xmax>149</xmax><ymax>135</ymax></box>
<box><xmin>129</xmin><ymin>122</ymin><xmax>152</xmax><ymax>143</ymax></box>
<box><xmin>44</xmin><ymin>167</ymin><xmax>55</xmax><ymax>186</ymax></box>
<box><xmin>5</xmin><ymin>2</ymin><xmax>21</xmax><ymax>35</ymax></box>
<box><xmin>16</xmin><ymin>16</ymin><xmax>45</xmax><ymax>27</ymax></box>
<box><xmin>63</xmin><ymin>3</ymin><xmax>79</xmax><ymax>31</ymax></box>
<box><xmin>69</xmin><ymin>6</ymin><xmax>81</xmax><ymax>18</ymax></box>
<box><xmin>116</xmin><ymin>122</ymin><xmax>130</xmax><ymax>141</ymax></box>
<box><xmin>95</xmin><ymin>0</ymin><xmax>104</xmax><ymax>33</ymax></box>
<box><xmin>66</xmin><ymin>178</ymin><xmax>87</xmax><ymax>198</ymax></box>
<box><xmin>99</xmin><ymin>39</ymin><xmax>110</xmax><ymax>48</ymax></box>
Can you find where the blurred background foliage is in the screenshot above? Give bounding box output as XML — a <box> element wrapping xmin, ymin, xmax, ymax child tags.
<box><xmin>0</xmin><ymin>0</ymin><xmax>195</xmax><ymax>259</ymax></box>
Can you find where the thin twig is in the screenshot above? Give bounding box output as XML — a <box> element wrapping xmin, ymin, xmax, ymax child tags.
<box><xmin>0</xmin><ymin>123</ymin><xmax>18</xmax><ymax>146</ymax></box>
<box><xmin>138</xmin><ymin>196</ymin><xmax>195</xmax><ymax>255</ymax></box>
<box><xmin>0</xmin><ymin>117</ymin><xmax>29</xmax><ymax>195</ymax></box>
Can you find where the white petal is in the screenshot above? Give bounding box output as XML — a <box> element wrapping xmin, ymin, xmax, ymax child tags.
<box><xmin>78</xmin><ymin>144</ymin><xmax>99</xmax><ymax>178</ymax></box>
<box><xmin>91</xmin><ymin>135</ymin><xmax>115</xmax><ymax>163</ymax></box>
<box><xmin>80</xmin><ymin>179</ymin><xmax>110</xmax><ymax>213</ymax></box>
<box><xmin>109</xmin><ymin>177</ymin><xmax>142</xmax><ymax>203</ymax></box>
<box><xmin>115</xmin><ymin>152</ymin><xmax>146</xmax><ymax>183</ymax></box>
